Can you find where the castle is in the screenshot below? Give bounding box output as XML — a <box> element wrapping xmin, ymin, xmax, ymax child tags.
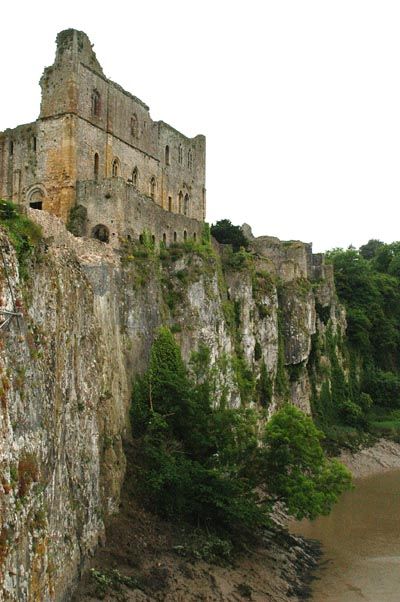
<box><xmin>0</xmin><ymin>29</ymin><xmax>206</xmax><ymax>245</ymax></box>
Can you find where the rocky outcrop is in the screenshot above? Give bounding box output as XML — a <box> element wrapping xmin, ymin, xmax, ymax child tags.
<box><xmin>0</xmin><ymin>211</ymin><xmax>346</xmax><ymax>600</ymax></box>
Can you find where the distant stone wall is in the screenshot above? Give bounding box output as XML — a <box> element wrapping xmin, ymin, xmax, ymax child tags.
<box><xmin>76</xmin><ymin>178</ymin><xmax>204</xmax><ymax>247</ymax></box>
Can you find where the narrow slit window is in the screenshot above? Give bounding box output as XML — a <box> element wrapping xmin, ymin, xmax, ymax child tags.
<box><xmin>92</xmin><ymin>90</ymin><xmax>101</xmax><ymax>117</ymax></box>
<box><xmin>94</xmin><ymin>153</ymin><xmax>99</xmax><ymax>180</ymax></box>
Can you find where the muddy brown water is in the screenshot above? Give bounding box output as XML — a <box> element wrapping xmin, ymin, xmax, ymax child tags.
<box><xmin>290</xmin><ymin>469</ymin><xmax>400</xmax><ymax>601</ymax></box>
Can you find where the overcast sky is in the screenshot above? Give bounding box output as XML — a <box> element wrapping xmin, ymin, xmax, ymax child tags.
<box><xmin>2</xmin><ymin>1</ymin><xmax>400</xmax><ymax>252</ymax></box>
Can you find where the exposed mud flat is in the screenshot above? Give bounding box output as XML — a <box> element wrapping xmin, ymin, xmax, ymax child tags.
<box><xmin>338</xmin><ymin>438</ymin><xmax>400</xmax><ymax>478</ymax></box>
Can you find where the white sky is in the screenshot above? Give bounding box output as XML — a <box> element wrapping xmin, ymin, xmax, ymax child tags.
<box><xmin>2</xmin><ymin>0</ymin><xmax>400</xmax><ymax>252</ymax></box>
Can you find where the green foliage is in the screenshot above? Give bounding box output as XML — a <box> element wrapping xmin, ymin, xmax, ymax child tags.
<box><xmin>66</xmin><ymin>204</ymin><xmax>87</xmax><ymax>236</ymax></box>
<box><xmin>89</xmin><ymin>568</ymin><xmax>141</xmax><ymax>598</ymax></box>
<box><xmin>211</xmin><ymin>219</ymin><xmax>249</xmax><ymax>252</ymax></box>
<box><xmin>131</xmin><ymin>330</ymin><xmax>350</xmax><ymax>538</ymax></box>
<box><xmin>363</xmin><ymin>369</ymin><xmax>400</xmax><ymax>408</ymax></box>
<box><xmin>257</xmin><ymin>362</ymin><xmax>272</xmax><ymax>408</ymax></box>
<box><xmin>261</xmin><ymin>405</ymin><xmax>352</xmax><ymax>520</ymax></box>
<box><xmin>0</xmin><ymin>200</ymin><xmax>42</xmax><ymax>278</ymax></box>
<box><xmin>254</xmin><ymin>341</ymin><xmax>262</xmax><ymax>362</ymax></box>
<box><xmin>327</xmin><ymin>246</ymin><xmax>400</xmax><ymax>371</ymax></box>
<box><xmin>328</xmin><ymin>242</ymin><xmax>400</xmax><ymax>414</ymax></box>
<box><xmin>275</xmin><ymin>317</ymin><xmax>289</xmax><ymax>398</ymax></box>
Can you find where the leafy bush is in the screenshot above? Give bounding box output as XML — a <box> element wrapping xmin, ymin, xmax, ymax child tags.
<box><xmin>0</xmin><ymin>200</ymin><xmax>42</xmax><ymax>277</ymax></box>
<box><xmin>211</xmin><ymin>219</ymin><xmax>249</xmax><ymax>252</ymax></box>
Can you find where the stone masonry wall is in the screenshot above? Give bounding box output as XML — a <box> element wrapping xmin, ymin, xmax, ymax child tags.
<box><xmin>0</xmin><ymin>29</ymin><xmax>206</xmax><ymax>224</ymax></box>
<box><xmin>76</xmin><ymin>178</ymin><xmax>204</xmax><ymax>247</ymax></box>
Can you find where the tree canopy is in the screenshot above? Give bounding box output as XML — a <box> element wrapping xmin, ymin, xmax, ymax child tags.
<box><xmin>210</xmin><ymin>219</ymin><xmax>249</xmax><ymax>252</ymax></box>
<box><xmin>131</xmin><ymin>328</ymin><xmax>351</xmax><ymax>536</ymax></box>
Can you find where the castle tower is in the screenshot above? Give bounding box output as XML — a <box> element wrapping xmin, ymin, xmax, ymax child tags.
<box><xmin>0</xmin><ymin>29</ymin><xmax>206</xmax><ymax>227</ymax></box>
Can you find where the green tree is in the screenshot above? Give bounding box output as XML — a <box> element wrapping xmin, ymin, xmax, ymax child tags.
<box><xmin>210</xmin><ymin>219</ymin><xmax>249</xmax><ymax>252</ymax></box>
<box><xmin>261</xmin><ymin>404</ymin><xmax>352</xmax><ymax>520</ymax></box>
<box><xmin>131</xmin><ymin>330</ymin><xmax>352</xmax><ymax>534</ymax></box>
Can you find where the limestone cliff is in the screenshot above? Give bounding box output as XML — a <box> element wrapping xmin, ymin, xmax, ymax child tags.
<box><xmin>0</xmin><ymin>211</ymin><xmax>345</xmax><ymax>601</ymax></box>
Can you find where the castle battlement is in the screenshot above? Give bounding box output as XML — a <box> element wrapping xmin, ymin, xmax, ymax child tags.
<box><xmin>0</xmin><ymin>29</ymin><xmax>206</xmax><ymax>243</ymax></box>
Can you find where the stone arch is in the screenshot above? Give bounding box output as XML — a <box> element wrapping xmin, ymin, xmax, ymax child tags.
<box><xmin>112</xmin><ymin>158</ymin><xmax>120</xmax><ymax>177</ymax></box>
<box><xmin>26</xmin><ymin>184</ymin><xmax>46</xmax><ymax>210</ymax></box>
<box><xmin>92</xmin><ymin>224</ymin><xmax>110</xmax><ymax>243</ymax></box>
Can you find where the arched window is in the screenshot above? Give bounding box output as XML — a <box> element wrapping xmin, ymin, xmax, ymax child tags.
<box><xmin>187</xmin><ymin>149</ymin><xmax>193</xmax><ymax>170</ymax></box>
<box><xmin>184</xmin><ymin>193</ymin><xmax>189</xmax><ymax>216</ymax></box>
<box><xmin>193</xmin><ymin>233</ymin><xmax>197</xmax><ymax>241</ymax></box>
<box><xmin>131</xmin><ymin>114</ymin><xmax>138</xmax><ymax>138</ymax></box>
<box><xmin>178</xmin><ymin>144</ymin><xmax>183</xmax><ymax>165</ymax></box>
<box><xmin>150</xmin><ymin>176</ymin><xmax>156</xmax><ymax>200</ymax></box>
<box><xmin>132</xmin><ymin>167</ymin><xmax>138</xmax><ymax>187</ymax></box>
<box><xmin>168</xmin><ymin>196</ymin><xmax>172</xmax><ymax>212</ymax></box>
<box><xmin>139</xmin><ymin>234</ymin><xmax>144</xmax><ymax>244</ymax></box>
<box><xmin>163</xmin><ymin>233</ymin><xmax>167</xmax><ymax>245</ymax></box>
<box><xmin>94</xmin><ymin>153</ymin><xmax>99</xmax><ymax>180</ymax></box>
<box><xmin>91</xmin><ymin>90</ymin><xmax>101</xmax><ymax>117</ymax></box>
<box><xmin>184</xmin><ymin>230</ymin><xmax>187</xmax><ymax>241</ymax></box>
<box><xmin>152</xmin><ymin>234</ymin><xmax>156</xmax><ymax>245</ymax></box>
<box><xmin>165</xmin><ymin>145</ymin><xmax>170</xmax><ymax>165</ymax></box>
<box><xmin>9</xmin><ymin>141</ymin><xmax>13</xmax><ymax>157</ymax></box>
<box><xmin>32</xmin><ymin>136</ymin><xmax>37</xmax><ymax>152</ymax></box>
<box><xmin>173</xmin><ymin>231</ymin><xmax>177</xmax><ymax>242</ymax></box>
<box><xmin>112</xmin><ymin>158</ymin><xmax>120</xmax><ymax>177</ymax></box>
<box><xmin>178</xmin><ymin>191</ymin><xmax>183</xmax><ymax>213</ymax></box>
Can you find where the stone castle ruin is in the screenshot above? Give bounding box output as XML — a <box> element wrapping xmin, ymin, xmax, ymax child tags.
<box><xmin>0</xmin><ymin>29</ymin><xmax>206</xmax><ymax>246</ymax></box>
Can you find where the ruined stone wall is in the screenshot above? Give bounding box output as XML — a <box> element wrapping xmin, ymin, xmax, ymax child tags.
<box><xmin>0</xmin><ymin>29</ymin><xmax>206</xmax><ymax>224</ymax></box>
<box><xmin>76</xmin><ymin>178</ymin><xmax>204</xmax><ymax>247</ymax></box>
<box><xmin>0</xmin><ymin>123</ymin><xmax>39</xmax><ymax>205</ymax></box>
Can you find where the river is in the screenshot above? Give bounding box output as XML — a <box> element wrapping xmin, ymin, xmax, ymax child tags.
<box><xmin>290</xmin><ymin>469</ymin><xmax>400</xmax><ymax>601</ymax></box>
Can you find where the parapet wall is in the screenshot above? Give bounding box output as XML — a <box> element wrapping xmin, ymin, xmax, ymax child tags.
<box><xmin>76</xmin><ymin>178</ymin><xmax>204</xmax><ymax>247</ymax></box>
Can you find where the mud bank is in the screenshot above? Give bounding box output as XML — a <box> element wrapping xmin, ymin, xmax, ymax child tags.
<box><xmin>73</xmin><ymin>444</ymin><xmax>320</xmax><ymax>602</ymax></box>
<box><xmin>339</xmin><ymin>438</ymin><xmax>400</xmax><ymax>478</ymax></box>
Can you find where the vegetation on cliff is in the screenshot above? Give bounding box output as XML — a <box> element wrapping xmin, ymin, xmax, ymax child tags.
<box><xmin>0</xmin><ymin>200</ymin><xmax>42</xmax><ymax>278</ymax></box>
<box><xmin>324</xmin><ymin>241</ymin><xmax>400</xmax><ymax>438</ymax></box>
<box><xmin>131</xmin><ymin>327</ymin><xmax>351</xmax><ymax>543</ymax></box>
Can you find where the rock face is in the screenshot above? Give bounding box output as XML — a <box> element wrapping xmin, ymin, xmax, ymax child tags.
<box><xmin>0</xmin><ymin>212</ymin><xmax>345</xmax><ymax>601</ymax></box>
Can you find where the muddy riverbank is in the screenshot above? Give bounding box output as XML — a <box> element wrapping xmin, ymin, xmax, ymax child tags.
<box><xmin>339</xmin><ymin>438</ymin><xmax>400</xmax><ymax>478</ymax></box>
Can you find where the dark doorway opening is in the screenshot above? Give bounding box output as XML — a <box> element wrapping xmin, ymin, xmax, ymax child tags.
<box><xmin>92</xmin><ymin>224</ymin><xmax>110</xmax><ymax>243</ymax></box>
<box><xmin>30</xmin><ymin>201</ymin><xmax>43</xmax><ymax>210</ymax></box>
